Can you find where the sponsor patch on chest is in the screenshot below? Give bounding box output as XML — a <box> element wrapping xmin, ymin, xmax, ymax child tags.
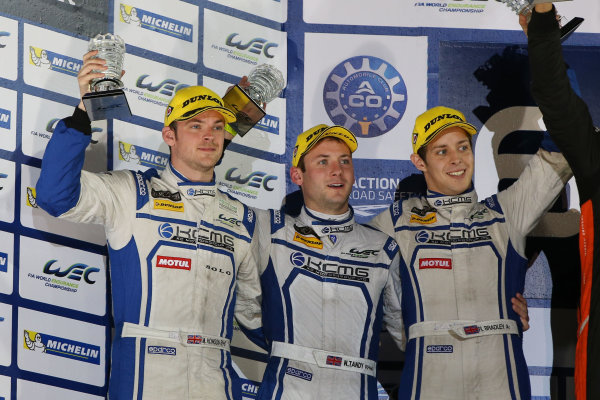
<box><xmin>153</xmin><ymin>199</ymin><xmax>184</xmax><ymax>212</ymax></box>
<box><xmin>418</xmin><ymin>258</ymin><xmax>452</xmax><ymax>269</ymax></box>
<box><xmin>410</xmin><ymin>212</ymin><xmax>437</xmax><ymax>224</ymax></box>
<box><xmin>293</xmin><ymin>232</ymin><xmax>323</xmax><ymax>249</ymax></box>
<box><xmin>156</xmin><ymin>255</ymin><xmax>191</xmax><ymax>270</ymax></box>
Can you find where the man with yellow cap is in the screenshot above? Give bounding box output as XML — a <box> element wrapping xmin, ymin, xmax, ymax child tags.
<box><xmin>252</xmin><ymin>124</ymin><xmax>405</xmax><ymax>399</ymax></box>
<box><xmin>36</xmin><ymin>50</ymin><xmax>261</xmax><ymax>400</ymax></box>
<box><xmin>370</xmin><ymin>105</ymin><xmax>572</xmax><ymax>399</ymax></box>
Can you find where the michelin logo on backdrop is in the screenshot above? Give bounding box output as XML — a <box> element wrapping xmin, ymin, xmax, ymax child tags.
<box><xmin>324</xmin><ymin>56</ymin><xmax>407</xmax><ymax>138</ymax></box>
<box><xmin>0</xmin><ymin>251</ymin><xmax>7</xmax><ymax>273</ymax></box>
<box><xmin>29</xmin><ymin>46</ymin><xmax>81</xmax><ymax>76</ymax></box>
<box><xmin>24</xmin><ymin>330</ymin><xmax>101</xmax><ymax>364</ymax></box>
<box><xmin>0</xmin><ymin>108</ymin><xmax>8</xmax><ymax>130</ymax></box>
<box><xmin>119</xmin><ymin>141</ymin><xmax>168</xmax><ymax>170</ymax></box>
<box><xmin>255</xmin><ymin>114</ymin><xmax>280</xmax><ymax>135</ymax></box>
<box><xmin>25</xmin><ymin>187</ymin><xmax>38</xmax><ymax>208</ymax></box>
<box><xmin>120</xmin><ymin>4</ymin><xmax>193</xmax><ymax>42</ymax></box>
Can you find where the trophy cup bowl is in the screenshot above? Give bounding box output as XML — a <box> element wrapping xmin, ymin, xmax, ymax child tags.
<box><xmin>82</xmin><ymin>33</ymin><xmax>132</xmax><ymax>121</ymax></box>
<box><xmin>222</xmin><ymin>64</ymin><xmax>286</xmax><ymax>137</ymax></box>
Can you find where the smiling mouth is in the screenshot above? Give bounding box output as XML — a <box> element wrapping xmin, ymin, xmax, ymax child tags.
<box><xmin>328</xmin><ymin>183</ymin><xmax>344</xmax><ymax>188</ymax></box>
<box><xmin>447</xmin><ymin>170</ymin><xmax>465</xmax><ymax>177</ymax></box>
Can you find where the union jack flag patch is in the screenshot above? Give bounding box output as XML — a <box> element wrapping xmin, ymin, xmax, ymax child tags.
<box><xmin>326</xmin><ymin>355</ymin><xmax>342</xmax><ymax>366</ymax></box>
<box><xmin>187</xmin><ymin>334</ymin><xmax>202</xmax><ymax>344</ymax></box>
<box><xmin>463</xmin><ymin>325</ymin><xmax>480</xmax><ymax>335</ymax></box>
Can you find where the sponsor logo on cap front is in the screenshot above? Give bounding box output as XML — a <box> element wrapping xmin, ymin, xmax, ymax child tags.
<box><xmin>419</xmin><ymin>258</ymin><xmax>452</xmax><ymax>269</ymax></box>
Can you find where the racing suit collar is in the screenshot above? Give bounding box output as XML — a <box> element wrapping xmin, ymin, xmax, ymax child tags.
<box><xmin>425</xmin><ymin>188</ymin><xmax>478</xmax><ymax>210</ymax></box>
<box><xmin>163</xmin><ymin>162</ymin><xmax>218</xmax><ymax>198</ymax></box>
<box><xmin>298</xmin><ymin>206</ymin><xmax>356</xmax><ymax>237</ymax></box>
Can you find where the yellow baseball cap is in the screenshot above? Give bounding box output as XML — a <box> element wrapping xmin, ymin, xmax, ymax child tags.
<box><xmin>164</xmin><ymin>86</ymin><xmax>236</xmax><ymax>127</ymax></box>
<box><xmin>411</xmin><ymin>106</ymin><xmax>477</xmax><ymax>153</ymax></box>
<box><xmin>292</xmin><ymin>124</ymin><xmax>358</xmax><ymax>167</ymax></box>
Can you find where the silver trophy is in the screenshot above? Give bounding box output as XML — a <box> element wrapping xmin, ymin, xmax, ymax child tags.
<box><xmin>500</xmin><ymin>0</ymin><xmax>583</xmax><ymax>42</ymax></box>
<box><xmin>82</xmin><ymin>33</ymin><xmax>131</xmax><ymax>121</ymax></box>
<box><xmin>223</xmin><ymin>64</ymin><xmax>285</xmax><ymax>136</ymax></box>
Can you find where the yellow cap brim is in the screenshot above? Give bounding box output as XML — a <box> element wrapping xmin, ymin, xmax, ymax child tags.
<box><xmin>165</xmin><ymin>106</ymin><xmax>236</xmax><ymax>127</ymax></box>
<box><xmin>415</xmin><ymin>121</ymin><xmax>477</xmax><ymax>153</ymax></box>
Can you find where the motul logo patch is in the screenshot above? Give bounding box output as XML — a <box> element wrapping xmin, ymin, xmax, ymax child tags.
<box><xmin>156</xmin><ymin>255</ymin><xmax>191</xmax><ymax>270</ymax></box>
<box><xmin>419</xmin><ymin>258</ymin><xmax>452</xmax><ymax>270</ymax></box>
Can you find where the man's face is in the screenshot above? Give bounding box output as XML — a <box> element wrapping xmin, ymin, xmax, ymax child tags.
<box><xmin>162</xmin><ymin>110</ymin><xmax>225</xmax><ymax>180</ymax></box>
<box><xmin>290</xmin><ymin>138</ymin><xmax>354</xmax><ymax>215</ymax></box>
<box><xmin>411</xmin><ymin>126</ymin><xmax>474</xmax><ymax>196</ymax></box>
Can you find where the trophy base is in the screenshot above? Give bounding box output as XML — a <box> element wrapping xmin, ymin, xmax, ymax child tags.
<box><xmin>82</xmin><ymin>89</ymin><xmax>131</xmax><ymax>121</ymax></box>
<box><xmin>560</xmin><ymin>17</ymin><xmax>584</xmax><ymax>42</ymax></box>
<box><xmin>222</xmin><ymin>85</ymin><xmax>266</xmax><ymax>137</ymax></box>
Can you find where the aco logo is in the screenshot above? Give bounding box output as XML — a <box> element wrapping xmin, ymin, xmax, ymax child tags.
<box><xmin>323</xmin><ymin>56</ymin><xmax>407</xmax><ymax>138</ymax></box>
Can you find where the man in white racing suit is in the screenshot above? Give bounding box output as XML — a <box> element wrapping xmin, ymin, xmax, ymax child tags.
<box><xmin>370</xmin><ymin>106</ymin><xmax>571</xmax><ymax>399</ymax></box>
<box><xmin>253</xmin><ymin>125</ymin><xmax>405</xmax><ymax>399</ymax></box>
<box><xmin>35</xmin><ymin>51</ymin><xmax>261</xmax><ymax>400</ymax></box>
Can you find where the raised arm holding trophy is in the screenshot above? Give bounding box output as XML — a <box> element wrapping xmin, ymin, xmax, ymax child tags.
<box><xmin>523</xmin><ymin>2</ymin><xmax>600</xmax><ymax>399</ymax></box>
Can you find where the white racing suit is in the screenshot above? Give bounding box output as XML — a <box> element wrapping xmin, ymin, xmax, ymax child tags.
<box><xmin>254</xmin><ymin>207</ymin><xmax>405</xmax><ymax>400</ymax></box>
<box><xmin>35</xmin><ymin>109</ymin><xmax>262</xmax><ymax>400</ymax></box>
<box><xmin>370</xmin><ymin>150</ymin><xmax>571</xmax><ymax>400</ymax></box>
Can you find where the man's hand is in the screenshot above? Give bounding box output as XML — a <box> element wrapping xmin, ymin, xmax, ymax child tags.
<box><xmin>76</xmin><ymin>50</ymin><xmax>125</xmax><ymax>111</ymax></box>
<box><xmin>512</xmin><ymin>293</ymin><xmax>530</xmax><ymax>331</ymax></box>
<box><xmin>519</xmin><ymin>3</ymin><xmax>555</xmax><ymax>36</ymax></box>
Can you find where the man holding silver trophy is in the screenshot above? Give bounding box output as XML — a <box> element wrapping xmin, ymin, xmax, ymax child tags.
<box><xmin>35</xmin><ymin>39</ymin><xmax>264</xmax><ymax>399</ymax></box>
<box><xmin>524</xmin><ymin>3</ymin><xmax>599</xmax><ymax>399</ymax></box>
